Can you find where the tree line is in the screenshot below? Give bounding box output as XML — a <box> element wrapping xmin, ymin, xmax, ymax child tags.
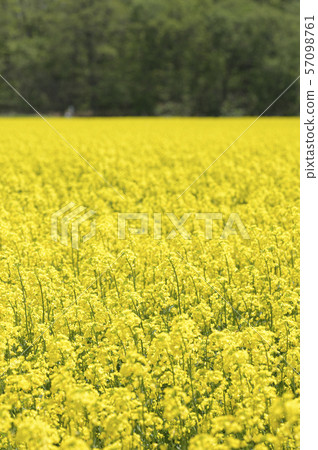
<box><xmin>0</xmin><ymin>0</ymin><xmax>299</xmax><ymax>116</ymax></box>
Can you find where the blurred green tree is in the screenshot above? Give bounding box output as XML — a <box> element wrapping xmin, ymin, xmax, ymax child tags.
<box><xmin>0</xmin><ymin>0</ymin><xmax>299</xmax><ymax>115</ymax></box>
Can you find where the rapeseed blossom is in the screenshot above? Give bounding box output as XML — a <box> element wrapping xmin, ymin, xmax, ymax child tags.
<box><xmin>0</xmin><ymin>118</ymin><xmax>299</xmax><ymax>448</ymax></box>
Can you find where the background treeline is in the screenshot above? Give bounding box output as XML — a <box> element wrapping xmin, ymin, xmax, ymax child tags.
<box><xmin>0</xmin><ymin>0</ymin><xmax>299</xmax><ymax>116</ymax></box>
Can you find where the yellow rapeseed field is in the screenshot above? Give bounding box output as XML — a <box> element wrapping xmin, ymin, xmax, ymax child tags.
<box><xmin>0</xmin><ymin>117</ymin><xmax>299</xmax><ymax>449</ymax></box>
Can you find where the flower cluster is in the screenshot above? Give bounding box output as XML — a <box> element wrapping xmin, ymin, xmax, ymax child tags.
<box><xmin>0</xmin><ymin>118</ymin><xmax>299</xmax><ymax>448</ymax></box>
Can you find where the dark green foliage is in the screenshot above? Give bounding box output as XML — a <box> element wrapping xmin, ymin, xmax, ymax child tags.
<box><xmin>0</xmin><ymin>0</ymin><xmax>299</xmax><ymax>116</ymax></box>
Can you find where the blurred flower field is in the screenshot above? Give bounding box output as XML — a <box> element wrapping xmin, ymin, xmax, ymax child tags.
<box><xmin>0</xmin><ymin>118</ymin><xmax>299</xmax><ymax>449</ymax></box>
